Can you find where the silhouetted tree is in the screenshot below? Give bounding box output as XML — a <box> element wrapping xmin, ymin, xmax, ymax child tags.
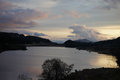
<box><xmin>41</xmin><ymin>58</ymin><xmax>74</xmax><ymax>80</ymax></box>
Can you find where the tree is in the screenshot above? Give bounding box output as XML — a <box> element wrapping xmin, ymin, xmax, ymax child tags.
<box><xmin>41</xmin><ymin>58</ymin><xmax>74</xmax><ymax>80</ymax></box>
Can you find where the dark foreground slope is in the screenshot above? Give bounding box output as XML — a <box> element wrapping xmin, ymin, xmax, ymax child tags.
<box><xmin>66</xmin><ymin>68</ymin><xmax>120</xmax><ymax>80</ymax></box>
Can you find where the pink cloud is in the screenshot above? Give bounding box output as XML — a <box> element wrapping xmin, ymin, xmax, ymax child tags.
<box><xmin>50</xmin><ymin>14</ymin><xmax>62</xmax><ymax>20</ymax></box>
<box><xmin>0</xmin><ymin>0</ymin><xmax>16</xmax><ymax>10</ymax></box>
<box><xmin>66</xmin><ymin>11</ymin><xmax>89</xmax><ymax>18</ymax></box>
<box><xmin>0</xmin><ymin>1</ymin><xmax>48</xmax><ymax>30</ymax></box>
<box><xmin>69</xmin><ymin>25</ymin><xmax>107</xmax><ymax>41</ymax></box>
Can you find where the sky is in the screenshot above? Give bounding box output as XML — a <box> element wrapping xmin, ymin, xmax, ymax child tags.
<box><xmin>0</xmin><ymin>0</ymin><xmax>120</xmax><ymax>42</ymax></box>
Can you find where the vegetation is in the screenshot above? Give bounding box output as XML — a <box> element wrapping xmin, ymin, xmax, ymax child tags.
<box><xmin>40</xmin><ymin>58</ymin><xmax>74</xmax><ymax>80</ymax></box>
<box><xmin>65</xmin><ymin>68</ymin><xmax>120</xmax><ymax>80</ymax></box>
<box><xmin>39</xmin><ymin>59</ymin><xmax>120</xmax><ymax>80</ymax></box>
<box><xmin>17</xmin><ymin>58</ymin><xmax>120</xmax><ymax>80</ymax></box>
<box><xmin>1</xmin><ymin>32</ymin><xmax>120</xmax><ymax>80</ymax></box>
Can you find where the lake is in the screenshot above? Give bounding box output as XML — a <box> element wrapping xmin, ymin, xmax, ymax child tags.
<box><xmin>0</xmin><ymin>47</ymin><xmax>118</xmax><ymax>80</ymax></box>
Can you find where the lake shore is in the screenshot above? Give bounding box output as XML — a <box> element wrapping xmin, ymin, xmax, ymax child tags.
<box><xmin>66</xmin><ymin>68</ymin><xmax>120</xmax><ymax>80</ymax></box>
<box><xmin>77</xmin><ymin>46</ymin><xmax>120</xmax><ymax>67</ymax></box>
<box><xmin>0</xmin><ymin>44</ymin><xmax>27</xmax><ymax>53</ymax></box>
<box><xmin>0</xmin><ymin>46</ymin><xmax>120</xmax><ymax>80</ymax></box>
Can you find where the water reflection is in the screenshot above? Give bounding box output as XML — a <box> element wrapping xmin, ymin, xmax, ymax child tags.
<box><xmin>0</xmin><ymin>47</ymin><xmax>118</xmax><ymax>80</ymax></box>
<box><xmin>90</xmin><ymin>54</ymin><xmax>118</xmax><ymax>68</ymax></box>
<box><xmin>17</xmin><ymin>74</ymin><xmax>32</xmax><ymax>80</ymax></box>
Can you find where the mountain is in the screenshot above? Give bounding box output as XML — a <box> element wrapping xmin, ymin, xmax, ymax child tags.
<box><xmin>93</xmin><ymin>37</ymin><xmax>120</xmax><ymax>47</ymax></box>
<box><xmin>25</xmin><ymin>36</ymin><xmax>58</xmax><ymax>46</ymax></box>
<box><xmin>64</xmin><ymin>40</ymin><xmax>92</xmax><ymax>48</ymax></box>
<box><xmin>64</xmin><ymin>37</ymin><xmax>120</xmax><ymax>66</ymax></box>
<box><xmin>0</xmin><ymin>32</ymin><xmax>26</xmax><ymax>44</ymax></box>
<box><xmin>74</xmin><ymin>39</ymin><xmax>92</xmax><ymax>43</ymax></box>
<box><xmin>0</xmin><ymin>32</ymin><xmax>59</xmax><ymax>52</ymax></box>
<box><xmin>0</xmin><ymin>32</ymin><xmax>26</xmax><ymax>52</ymax></box>
<box><xmin>64</xmin><ymin>37</ymin><xmax>120</xmax><ymax>55</ymax></box>
<box><xmin>89</xmin><ymin>37</ymin><xmax>120</xmax><ymax>55</ymax></box>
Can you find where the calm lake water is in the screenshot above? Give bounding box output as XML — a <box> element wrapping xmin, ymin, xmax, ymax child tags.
<box><xmin>0</xmin><ymin>47</ymin><xmax>118</xmax><ymax>80</ymax></box>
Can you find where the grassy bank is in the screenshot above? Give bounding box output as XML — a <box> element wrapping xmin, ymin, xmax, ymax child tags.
<box><xmin>66</xmin><ymin>68</ymin><xmax>120</xmax><ymax>80</ymax></box>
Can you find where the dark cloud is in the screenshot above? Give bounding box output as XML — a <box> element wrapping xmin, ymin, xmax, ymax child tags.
<box><xmin>68</xmin><ymin>35</ymin><xmax>75</xmax><ymax>38</ymax></box>
<box><xmin>104</xmin><ymin>0</ymin><xmax>120</xmax><ymax>4</ymax></box>
<box><xmin>69</xmin><ymin>25</ymin><xmax>107</xmax><ymax>41</ymax></box>
<box><xmin>0</xmin><ymin>1</ymin><xmax>48</xmax><ymax>31</ymax></box>
<box><xmin>33</xmin><ymin>32</ymin><xmax>47</xmax><ymax>36</ymax></box>
<box><xmin>4</xmin><ymin>29</ymin><xmax>47</xmax><ymax>37</ymax></box>
<box><xmin>102</xmin><ymin>0</ymin><xmax>120</xmax><ymax>10</ymax></box>
<box><xmin>0</xmin><ymin>0</ymin><xmax>16</xmax><ymax>10</ymax></box>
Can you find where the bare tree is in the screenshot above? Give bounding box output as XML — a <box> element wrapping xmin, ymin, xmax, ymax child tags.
<box><xmin>41</xmin><ymin>58</ymin><xmax>74</xmax><ymax>80</ymax></box>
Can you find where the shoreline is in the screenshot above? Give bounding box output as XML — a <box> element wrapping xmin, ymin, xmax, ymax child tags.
<box><xmin>66</xmin><ymin>68</ymin><xmax>120</xmax><ymax>80</ymax></box>
<box><xmin>0</xmin><ymin>46</ymin><xmax>120</xmax><ymax>80</ymax></box>
<box><xmin>0</xmin><ymin>44</ymin><xmax>27</xmax><ymax>53</ymax></box>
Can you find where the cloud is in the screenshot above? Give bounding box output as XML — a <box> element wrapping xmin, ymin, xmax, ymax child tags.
<box><xmin>68</xmin><ymin>35</ymin><xmax>75</xmax><ymax>38</ymax></box>
<box><xmin>4</xmin><ymin>29</ymin><xmax>47</xmax><ymax>37</ymax></box>
<box><xmin>68</xmin><ymin>24</ymin><xmax>107</xmax><ymax>41</ymax></box>
<box><xmin>33</xmin><ymin>32</ymin><xmax>47</xmax><ymax>36</ymax></box>
<box><xmin>0</xmin><ymin>1</ymin><xmax>48</xmax><ymax>31</ymax></box>
<box><xmin>38</xmin><ymin>0</ymin><xmax>58</xmax><ymax>8</ymax></box>
<box><xmin>0</xmin><ymin>0</ymin><xmax>16</xmax><ymax>10</ymax></box>
<box><xmin>50</xmin><ymin>14</ymin><xmax>62</xmax><ymax>20</ymax></box>
<box><xmin>6</xmin><ymin>0</ymin><xmax>58</xmax><ymax>9</ymax></box>
<box><xmin>104</xmin><ymin>0</ymin><xmax>120</xmax><ymax>4</ymax></box>
<box><xmin>100</xmin><ymin>0</ymin><xmax>120</xmax><ymax>10</ymax></box>
<box><xmin>54</xmin><ymin>0</ymin><xmax>120</xmax><ymax>10</ymax></box>
<box><xmin>65</xmin><ymin>11</ymin><xmax>89</xmax><ymax>18</ymax></box>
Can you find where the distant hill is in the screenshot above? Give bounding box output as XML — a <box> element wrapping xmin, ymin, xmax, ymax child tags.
<box><xmin>64</xmin><ymin>37</ymin><xmax>120</xmax><ymax>66</ymax></box>
<box><xmin>93</xmin><ymin>37</ymin><xmax>120</xmax><ymax>47</ymax></box>
<box><xmin>64</xmin><ymin>40</ymin><xmax>92</xmax><ymax>48</ymax></box>
<box><xmin>25</xmin><ymin>36</ymin><xmax>58</xmax><ymax>46</ymax></box>
<box><xmin>74</xmin><ymin>39</ymin><xmax>92</xmax><ymax>43</ymax></box>
<box><xmin>89</xmin><ymin>37</ymin><xmax>120</xmax><ymax>56</ymax></box>
<box><xmin>64</xmin><ymin>37</ymin><xmax>120</xmax><ymax>55</ymax></box>
<box><xmin>0</xmin><ymin>32</ymin><xmax>59</xmax><ymax>52</ymax></box>
<box><xmin>0</xmin><ymin>32</ymin><xmax>26</xmax><ymax>52</ymax></box>
<box><xmin>0</xmin><ymin>32</ymin><xmax>25</xmax><ymax>44</ymax></box>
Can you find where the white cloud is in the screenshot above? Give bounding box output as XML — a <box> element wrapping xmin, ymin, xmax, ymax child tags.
<box><xmin>69</xmin><ymin>24</ymin><xmax>107</xmax><ymax>41</ymax></box>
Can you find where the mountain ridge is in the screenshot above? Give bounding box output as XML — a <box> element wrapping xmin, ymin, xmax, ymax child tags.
<box><xmin>74</xmin><ymin>39</ymin><xmax>92</xmax><ymax>43</ymax></box>
<box><xmin>0</xmin><ymin>32</ymin><xmax>59</xmax><ymax>52</ymax></box>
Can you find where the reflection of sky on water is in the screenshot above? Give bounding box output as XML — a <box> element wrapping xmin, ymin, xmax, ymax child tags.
<box><xmin>0</xmin><ymin>47</ymin><xmax>118</xmax><ymax>80</ymax></box>
<box><xmin>90</xmin><ymin>54</ymin><xmax>118</xmax><ymax>68</ymax></box>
